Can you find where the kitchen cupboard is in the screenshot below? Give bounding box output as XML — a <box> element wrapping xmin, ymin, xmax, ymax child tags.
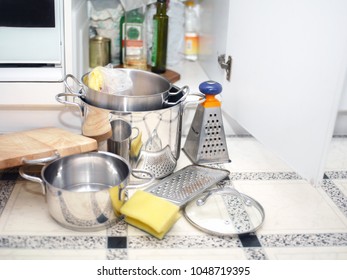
<box><xmin>1</xmin><ymin>0</ymin><xmax>346</xmax><ymax>188</ymax></box>
<box><xmin>199</xmin><ymin>0</ymin><xmax>347</xmax><ymax>186</ymax></box>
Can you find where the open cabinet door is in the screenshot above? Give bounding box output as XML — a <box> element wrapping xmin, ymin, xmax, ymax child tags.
<box><xmin>200</xmin><ymin>0</ymin><xmax>347</xmax><ymax>186</ymax></box>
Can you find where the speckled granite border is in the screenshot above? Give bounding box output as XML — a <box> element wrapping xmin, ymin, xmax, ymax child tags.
<box><xmin>325</xmin><ymin>171</ymin><xmax>347</xmax><ymax>180</ymax></box>
<box><xmin>321</xmin><ymin>179</ymin><xmax>347</xmax><ymax>217</ymax></box>
<box><xmin>0</xmin><ymin>180</ymin><xmax>16</xmax><ymax>216</ymax></box>
<box><xmin>107</xmin><ymin>219</ymin><xmax>128</xmax><ymax>236</ymax></box>
<box><xmin>243</xmin><ymin>247</ymin><xmax>268</xmax><ymax>260</ymax></box>
<box><xmin>258</xmin><ymin>233</ymin><xmax>347</xmax><ymax>247</ymax></box>
<box><xmin>106</xmin><ymin>249</ymin><xmax>128</xmax><ymax>260</ymax></box>
<box><xmin>128</xmin><ymin>235</ymin><xmax>242</xmax><ymax>249</ymax></box>
<box><xmin>0</xmin><ymin>235</ymin><xmax>107</xmax><ymax>249</ymax></box>
<box><xmin>229</xmin><ymin>172</ymin><xmax>302</xmax><ymax>181</ymax></box>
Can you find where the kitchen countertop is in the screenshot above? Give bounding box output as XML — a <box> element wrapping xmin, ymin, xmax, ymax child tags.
<box><xmin>1</xmin><ymin>135</ymin><xmax>347</xmax><ymax>260</ymax></box>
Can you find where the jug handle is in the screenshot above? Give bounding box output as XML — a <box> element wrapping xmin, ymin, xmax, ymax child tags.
<box><xmin>118</xmin><ymin>169</ymin><xmax>155</xmax><ymax>200</ymax></box>
<box><xmin>19</xmin><ymin>152</ymin><xmax>60</xmax><ymax>195</ymax></box>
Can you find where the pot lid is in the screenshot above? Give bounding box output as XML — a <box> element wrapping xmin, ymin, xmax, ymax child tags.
<box><xmin>183</xmin><ymin>186</ymin><xmax>265</xmax><ymax>236</ymax></box>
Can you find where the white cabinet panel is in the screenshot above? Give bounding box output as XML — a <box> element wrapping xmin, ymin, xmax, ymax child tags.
<box><xmin>200</xmin><ymin>0</ymin><xmax>347</xmax><ymax>185</ymax></box>
<box><xmin>199</xmin><ymin>0</ymin><xmax>230</xmax><ymax>81</ymax></box>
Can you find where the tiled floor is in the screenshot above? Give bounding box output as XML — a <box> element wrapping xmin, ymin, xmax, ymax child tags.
<box><xmin>0</xmin><ymin>136</ymin><xmax>346</xmax><ymax>260</ymax></box>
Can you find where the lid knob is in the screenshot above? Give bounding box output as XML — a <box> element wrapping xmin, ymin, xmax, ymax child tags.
<box><xmin>199</xmin><ymin>81</ymin><xmax>222</xmax><ymax>95</ymax></box>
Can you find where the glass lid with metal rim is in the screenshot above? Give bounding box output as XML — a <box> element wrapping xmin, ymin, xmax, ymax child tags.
<box><xmin>183</xmin><ymin>185</ymin><xmax>265</xmax><ymax>236</ymax></box>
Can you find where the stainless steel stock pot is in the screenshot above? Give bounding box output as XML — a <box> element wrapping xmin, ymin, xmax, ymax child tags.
<box><xmin>56</xmin><ymin>87</ymin><xmax>204</xmax><ymax>179</ymax></box>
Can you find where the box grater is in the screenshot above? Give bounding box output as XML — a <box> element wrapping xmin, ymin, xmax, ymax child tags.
<box><xmin>183</xmin><ymin>81</ymin><xmax>231</xmax><ymax>164</ymax></box>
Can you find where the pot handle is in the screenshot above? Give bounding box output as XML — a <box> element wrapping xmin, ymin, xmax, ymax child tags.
<box><xmin>55</xmin><ymin>93</ymin><xmax>84</xmax><ymax>115</ymax></box>
<box><xmin>18</xmin><ymin>152</ymin><xmax>60</xmax><ymax>195</ymax></box>
<box><xmin>118</xmin><ymin>169</ymin><xmax>155</xmax><ymax>200</ymax></box>
<box><xmin>164</xmin><ymin>85</ymin><xmax>190</xmax><ymax>107</ymax></box>
<box><xmin>182</xmin><ymin>92</ymin><xmax>206</xmax><ymax>109</ymax></box>
<box><xmin>64</xmin><ymin>74</ymin><xmax>85</xmax><ymax>96</ymax></box>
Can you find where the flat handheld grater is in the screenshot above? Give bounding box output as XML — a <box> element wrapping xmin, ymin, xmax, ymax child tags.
<box><xmin>183</xmin><ymin>81</ymin><xmax>231</xmax><ymax>164</ymax></box>
<box><xmin>145</xmin><ymin>165</ymin><xmax>230</xmax><ymax>208</ymax></box>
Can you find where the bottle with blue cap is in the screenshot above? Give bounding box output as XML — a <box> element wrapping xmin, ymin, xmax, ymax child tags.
<box><xmin>183</xmin><ymin>81</ymin><xmax>231</xmax><ymax>164</ymax></box>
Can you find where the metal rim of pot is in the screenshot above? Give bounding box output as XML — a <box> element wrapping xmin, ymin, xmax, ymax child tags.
<box><xmin>64</xmin><ymin>69</ymin><xmax>189</xmax><ymax>112</ymax></box>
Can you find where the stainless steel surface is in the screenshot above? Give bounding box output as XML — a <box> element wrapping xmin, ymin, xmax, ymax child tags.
<box><xmin>138</xmin><ymin>145</ymin><xmax>177</xmax><ymax>179</ymax></box>
<box><xmin>64</xmin><ymin>69</ymin><xmax>188</xmax><ymax>111</ymax></box>
<box><xmin>56</xmin><ymin>91</ymin><xmax>205</xmax><ymax>178</ymax></box>
<box><xmin>113</xmin><ymin>102</ymin><xmax>183</xmax><ymax>178</ymax></box>
<box><xmin>107</xmin><ymin>119</ymin><xmax>138</xmax><ymax>162</ymax></box>
<box><xmin>144</xmin><ymin>165</ymin><xmax>230</xmax><ymax>207</ymax></box>
<box><xmin>144</xmin><ymin>112</ymin><xmax>162</xmax><ymax>152</ymax></box>
<box><xmin>19</xmin><ymin>152</ymin><xmax>154</xmax><ymax>231</ymax></box>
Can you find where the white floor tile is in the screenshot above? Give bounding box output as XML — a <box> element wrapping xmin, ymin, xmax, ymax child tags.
<box><xmin>0</xmin><ymin>181</ymin><xmax>106</xmax><ymax>236</ymax></box>
<box><xmin>325</xmin><ymin>137</ymin><xmax>347</xmax><ymax>171</ymax></box>
<box><xmin>264</xmin><ymin>246</ymin><xmax>347</xmax><ymax>260</ymax></box>
<box><xmin>127</xmin><ymin>248</ymin><xmax>246</xmax><ymax>260</ymax></box>
<box><xmin>334</xmin><ymin>180</ymin><xmax>347</xmax><ymax>197</ymax></box>
<box><xmin>226</xmin><ymin>137</ymin><xmax>294</xmax><ymax>172</ymax></box>
<box><xmin>233</xmin><ymin>180</ymin><xmax>347</xmax><ymax>234</ymax></box>
<box><xmin>0</xmin><ymin>249</ymin><xmax>107</xmax><ymax>260</ymax></box>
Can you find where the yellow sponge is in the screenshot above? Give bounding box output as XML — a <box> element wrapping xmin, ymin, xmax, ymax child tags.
<box><xmin>130</xmin><ymin>131</ymin><xmax>143</xmax><ymax>159</ymax></box>
<box><xmin>120</xmin><ymin>190</ymin><xmax>181</xmax><ymax>239</ymax></box>
<box><xmin>109</xmin><ymin>185</ymin><xmax>125</xmax><ymax>217</ymax></box>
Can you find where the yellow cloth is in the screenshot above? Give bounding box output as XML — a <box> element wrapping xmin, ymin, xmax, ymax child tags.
<box><xmin>120</xmin><ymin>190</ymin><xmax>181</xmax><ymax>239</ymax></box>
<box><xmin>88</xmin><ymin>67</ymin><xmax>104</xmax><ymax>91</ymax></box>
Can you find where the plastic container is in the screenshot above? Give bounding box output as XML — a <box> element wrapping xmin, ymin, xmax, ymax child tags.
<box><xmin>184</xmin><ymin>0</ymin><xmax>199</xmax><ymax>61</ymax></box>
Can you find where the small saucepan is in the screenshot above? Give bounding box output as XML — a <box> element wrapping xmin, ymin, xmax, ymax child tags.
<box><xmin>19</xmin><ymin>151</ymin><xmax>154</xmax><ymax>231</ymax></box>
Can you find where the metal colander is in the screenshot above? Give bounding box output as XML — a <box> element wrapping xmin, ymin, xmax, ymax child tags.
<box><xmin>145</xmin><ymin>165</ymin><xmax>230</xmax><ymax>207</ymax></box>
<box><xmin>138</xmin><ymin>145</ymin><xmax>177</xmax><ymax>179</ymax></box>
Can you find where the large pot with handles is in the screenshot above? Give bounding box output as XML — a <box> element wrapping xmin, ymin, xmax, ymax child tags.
<box><xmin>56</xmin><ymin>88</ymin><xmax>204</xmax><ymax>179</ymax></box>
<box><xmin>64</xmin><ymin>69</ymin><xmax>189</xmax><ymax>111</ymax></box>
<box><xmin>19</xmin><ymin>151</ymin><xmax>154</xmax><ymax>231</ymax></box>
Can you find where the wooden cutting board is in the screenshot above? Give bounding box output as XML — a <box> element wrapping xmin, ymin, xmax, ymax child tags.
<box><xmin>0</xmin><ymin>127</ymin><xmax>98</xmax><ymax>170</ymax></box>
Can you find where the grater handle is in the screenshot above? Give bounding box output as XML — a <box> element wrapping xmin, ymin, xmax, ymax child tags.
<box><xmin>199</xmin><ymin>81</ymin><xmax>222</xmax><ymax>95</ymax></box>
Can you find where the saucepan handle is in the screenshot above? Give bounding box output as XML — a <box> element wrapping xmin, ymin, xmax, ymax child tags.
<box><xmin>55</xmin><ymin>93</ymin><xmax>84</xmax><ymax>116</ymax></box>
<box><xmin>19</xmin><ymin>152</ymin><xmax>60</xmax><ymax>195</ymax></box>
<box><xmin>164</xmin><ymin>85</ymin><xmax>190</xmax><ymax>106</ymax></box>
<box><xmin>64</xmin><ymin>74</ymin><xmax>85</xmax><ymax>96</ymax></box>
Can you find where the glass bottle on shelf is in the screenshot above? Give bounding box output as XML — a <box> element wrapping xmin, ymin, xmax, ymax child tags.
<box><xmin>151</xmin><ymin>0</ymin><xmax>169</xmax><ymax>74</ymax></box>
<box><xmin>120</xmin><ymin>7</ymin><xmax>147</xmax><ymax>70</ymax></box>
<box><xmin>184</xmin><ymin>0</ymin><xmax>199</xmax><ymax>61</ymax></box>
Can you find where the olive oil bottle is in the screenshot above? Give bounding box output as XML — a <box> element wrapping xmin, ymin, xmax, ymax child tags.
<box><xmin>120</xmin><ymin>7</ymin><xmax>147</xmax><ymax>70</ymax></box>
<box><xmin>151</xmin><ymin>0</ymin><xmax>168</xmax><ymax>74</ymax></box>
